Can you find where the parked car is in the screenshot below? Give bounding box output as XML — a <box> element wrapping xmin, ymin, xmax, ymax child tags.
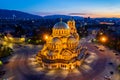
<box><xmin>99</xmin><ymin>49</ymin><xmax>105</xmax><ymax>52</ymax></box>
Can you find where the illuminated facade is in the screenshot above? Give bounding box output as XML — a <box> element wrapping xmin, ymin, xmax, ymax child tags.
<box><xmin>36</xmin><ymin>19</ymin><xmax>87</xmax><ymax>69</ymax></box>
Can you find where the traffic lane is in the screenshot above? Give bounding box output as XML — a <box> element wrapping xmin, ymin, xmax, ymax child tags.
<box><xmin>81</xmin><ymin>43</ymin><xmax>108</xmax><ymax>80</ymax></box>
<box><xmin>2</xmin><ymin>46</ymin><xmax>38</xmax><ymax>80</ymax></box>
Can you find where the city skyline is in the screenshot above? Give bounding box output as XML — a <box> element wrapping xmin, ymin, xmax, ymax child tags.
<box><xmin>0</xmin><ymin>0</ymin><xmax>120</xmax><ymax>18</ymax></box>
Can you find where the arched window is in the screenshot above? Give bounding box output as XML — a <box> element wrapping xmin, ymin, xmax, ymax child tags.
<box><xmin>59</xmin><ymin>30</ymin><xmax>60</xmax><ymax>34</ymax></box>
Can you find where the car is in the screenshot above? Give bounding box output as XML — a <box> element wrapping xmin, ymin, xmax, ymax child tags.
<box><xmin>110</xmin><ymin>71</ymin><xmax>114</xmax><ymax>75</ymax></box>
<box><xmin>113</xmin><ymin>50</ymin><xmax>117</xmax><ymax>53</ymax></box>
<box><xmin>104</xmin><ymin>76</ymin><xmax>111</xmax><ymax>80</ymax></box>
<box><xmin>99</xmin><ymin>49</ymin><xmax>105</xmax><ymax>52</ymax></box>
<box><xmin>108</xmin><ymin>62</ymin><xmax>113</xmax><ymax>65</ymax></box>
<box><xmin>115</xmin><ymin>53</ymin><xmax>119</xmax><ymax>56</ymax></box>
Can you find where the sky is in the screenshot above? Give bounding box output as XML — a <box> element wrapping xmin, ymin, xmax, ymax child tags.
<box><xmin>0</xmin><ymin>0</ymin><xmax>120</xmax><ymax>18</ymax></box>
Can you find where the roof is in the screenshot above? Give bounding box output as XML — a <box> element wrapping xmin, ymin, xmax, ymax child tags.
<box><xmin>53</xmin><ymin>21</ymin><xmax>69</xmax><ymax>29</ymax></box>
<box><xmin>52</xmin><ymin>37</ymin><xmax>62</xmax><ymax>44</ymax></box>
<box><xmin>68</xmin><ymin>36</ymin><xmax>76</xmax><ymax>43</ymax></box>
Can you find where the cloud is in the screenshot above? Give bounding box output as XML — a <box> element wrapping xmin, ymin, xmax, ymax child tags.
<box><xmin>69</xmin><ymin>13</ymin><xmax>87</xmax><ymax>15</ymax></box>
<box><xmin>31</xmin><ymin>11</ymin><xmax>100</xmax><ymax>17</ymax></box>
<box><xmin>68</xmin><ymin>12</ymin><xmax>93</xmax><ymax>16</ymax></box>
<box><xmin>31</xmin><ymin>11</ymin><xmax>69</xmax><ymax>16</ymax></box>
<box><xmin>32</xmin><ymin>12</ymin><xmax>54</xmax><ymax>16</ymax></box>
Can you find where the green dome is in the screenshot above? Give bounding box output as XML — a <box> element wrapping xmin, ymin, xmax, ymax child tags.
<box><xmin>53</xmin><ymin>22</ymin><xmax>69</xmax><ymax>29</ymax></box>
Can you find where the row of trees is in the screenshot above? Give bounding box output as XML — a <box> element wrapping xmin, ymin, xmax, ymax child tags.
<box><xmin>96</xmin><ymin>25</ymin><xmax>120</xmax><ymax>52</ymax></box>
<box><xmin>0</xmin><ymin>44</ymin><xmax>13</xmax><ymax>58</ymax></box>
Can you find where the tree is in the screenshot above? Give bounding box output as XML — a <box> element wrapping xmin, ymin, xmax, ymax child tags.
<box><xmin>118</xmin><ymin>65</ymin><xmax>120</xmax><ymax>72</ymax></box>
<box><xmin>0</xmin><ymin>45</ymin><xmax>13</xmax><ymax>58</ymax></box>
<box><xmin>0</xmin><ymin>60</ymin><xmax>3</xmax><ymax>66</ymax></box>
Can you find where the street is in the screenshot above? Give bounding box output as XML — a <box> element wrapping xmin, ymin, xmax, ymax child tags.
<box><xmin>0</xmin><ymin>35</ymin><xmax>120</xmax><ymax>80</ymax></box>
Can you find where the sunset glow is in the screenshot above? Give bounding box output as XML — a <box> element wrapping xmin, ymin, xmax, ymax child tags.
<box><xmin>0</xmin><ymin>0</ymin><xmax>120</xmax><ymax>18</ymax></box>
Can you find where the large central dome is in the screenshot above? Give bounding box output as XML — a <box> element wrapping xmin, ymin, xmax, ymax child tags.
<box><xmin>53</xmin><ymin>22</ymin><xmax>69</xmax><ymax>29</ymax></box>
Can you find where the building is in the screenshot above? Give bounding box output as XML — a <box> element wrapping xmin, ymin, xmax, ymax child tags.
<box><xmin>36</xmin><ymin>19</ymin><xmax>87</xmax><ymax>69</ymax></box>
<box><xmin>3</xmin><ymin>33</ymin><xmax>25</xmax><ymax>43</ymax></box>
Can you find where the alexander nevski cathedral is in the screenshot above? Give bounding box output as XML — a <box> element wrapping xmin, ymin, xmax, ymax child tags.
<box><xmin>36</xmin><ymin>19</ymin><xmax>88</xmax><ymax>69</ymax></box>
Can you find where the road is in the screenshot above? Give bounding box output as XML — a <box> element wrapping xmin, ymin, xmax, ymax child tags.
<box><xmin>0</xmin><ymin>35</ymin><xmax>119</xmax><ymax>80</ymax></box>
<box><xmin>1</xmin><ymin>45</ymin><xmax>43</xmax><ymax>80</ymax></box>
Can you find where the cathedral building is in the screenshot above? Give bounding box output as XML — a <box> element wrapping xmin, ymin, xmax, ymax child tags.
<box><xmin>36</xmin><ymin>19</ymin><xmax>87</xmax><ymax>69</ymax></box>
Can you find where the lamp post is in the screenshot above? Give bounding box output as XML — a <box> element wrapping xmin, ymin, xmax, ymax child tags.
<box><xmin>100</xmin><ymin>36</ymin><xmax>108</xmax><ymax>43</ymax></box>
<box><xmin>43</xmin><ymin>34</ymin><xmax>49</xmax><ymax>41</ymax></box>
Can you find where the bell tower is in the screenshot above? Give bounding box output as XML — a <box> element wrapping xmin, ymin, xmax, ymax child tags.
<box><xmin>67</xmin><ymin>19</ymin><xmax>77</xmax><ymax>34</ymax></box>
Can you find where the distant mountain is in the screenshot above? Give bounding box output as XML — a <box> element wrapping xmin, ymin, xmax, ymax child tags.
<box><xmin>1</xmin><ymin>9</ymin><xmax>120</xmax><ymax>20</ymax></box>
<box><xmin>0</xmin><ymin>9</ymin><xmax>42</xmax><ymax>19</ymax></box>
<box><xmin>0</xmin><ymin>9</ymin><xmax>84</xmax><ymax>20</ymax></box>
<box><xmin>44</xmin><ymin>15</ymin><xmax>84</xmax><ymax>20</ymax></box>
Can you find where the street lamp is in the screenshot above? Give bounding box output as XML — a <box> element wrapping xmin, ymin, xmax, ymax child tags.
<box><xmin>100</xmin><ymin>36</ymin><xmax>107</xmax><ymax>43</ymax></box>
<box><xmin>44</xmin><ymin>34</ymin><xmax>49</xmax><ymax>41</ymax></box>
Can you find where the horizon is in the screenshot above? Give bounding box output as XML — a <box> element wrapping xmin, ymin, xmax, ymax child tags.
<box><xmin>0</xmin><ymin>0</ymin><xmax>120</xmax><ymax>18</ymax></box>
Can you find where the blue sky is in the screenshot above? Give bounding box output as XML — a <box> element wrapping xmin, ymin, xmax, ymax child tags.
<box><xmin>0</xmin><ymin>0</ymin><xmax>120</xmax><ymax>17</ymax></box>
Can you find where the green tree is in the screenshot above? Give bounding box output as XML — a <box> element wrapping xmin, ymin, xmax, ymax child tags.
<box><xmin>0</xmin><ymin>60</ymin><xmax>3</xmax><ymax>66</ymax></box>
<box><xmin>0</xmin><ymin>45</ymin><xmax>13</xmax><ymax>58</ymax></box>
<box><xmin>118</xmin><ymin>65</ymin><xmax>120</xmax><ymax>72</ymax></box>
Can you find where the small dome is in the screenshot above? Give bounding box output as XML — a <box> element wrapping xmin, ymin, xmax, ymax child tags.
<box><xmin>52</xmin><ymin>37</ymin><xmax>62</xmax><ymax>44</ymax></box>
<box><xmin>68</xmin><ymin>36</ymin><xmax>76</xmax><ymax>43</ymax></box>
<box><xmin>53</xmin><ymin>21</ymin><xmax>69</xmax><ymax>29</ymax></box>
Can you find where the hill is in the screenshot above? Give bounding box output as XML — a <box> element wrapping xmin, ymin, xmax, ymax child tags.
<box><xmin>0</xmin><ymin>9</ymin><xmax>42</xmax><ymax>19</ymax></box>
